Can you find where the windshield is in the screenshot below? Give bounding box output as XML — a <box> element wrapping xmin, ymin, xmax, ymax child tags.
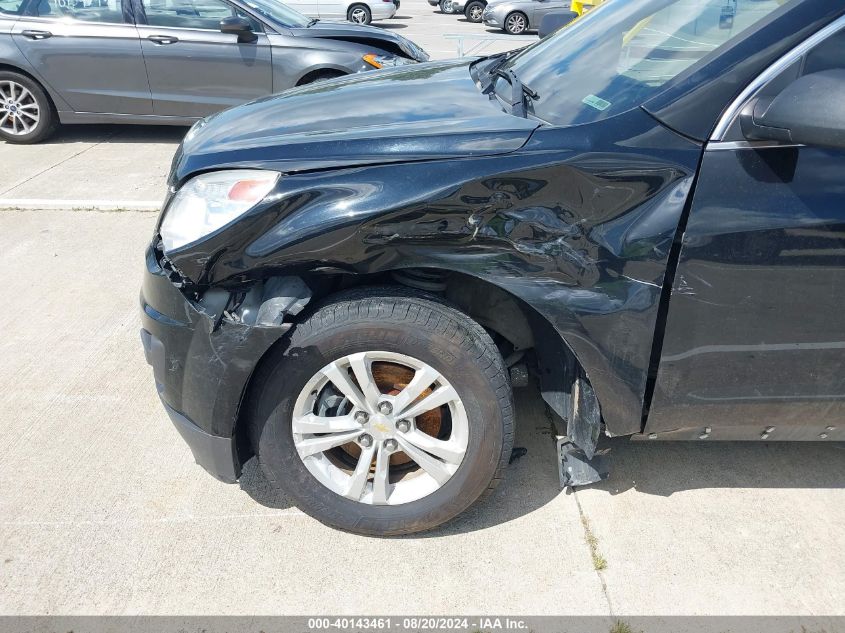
<box><xmin>241</xmin><ymin>0</ymin><xmax>311</xmax><ymax>28</ymax></box>
<box><xmin>503</xmin><ymin>0</ymin><xmax>793</xmax><ymax>125</ymax></box>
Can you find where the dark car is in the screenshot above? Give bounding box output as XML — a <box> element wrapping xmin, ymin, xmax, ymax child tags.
<box><xmin>141</xmin><ymin>0</ymin><xmax>845</xmax><ymax>536</ymax></box>
<box><xmin>0</xmin><ymin>0</ymin><xmax>426</xmax><ymax>144</ymax></box>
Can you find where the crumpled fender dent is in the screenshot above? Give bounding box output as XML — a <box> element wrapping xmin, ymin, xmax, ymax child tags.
<box><xmin>162</xmin><ymin>107</ymin><xmax>702</xmax><ymax>438</ymax></box>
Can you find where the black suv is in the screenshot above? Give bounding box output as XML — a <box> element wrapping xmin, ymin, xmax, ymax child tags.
<box><xmin>141</xmin><ymin>0</ymin><xmax>845</xmax><ymax>535</ymax></box>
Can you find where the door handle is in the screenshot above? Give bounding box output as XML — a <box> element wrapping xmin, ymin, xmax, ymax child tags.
<box><xmin>147</xmin><ymin>34</ymin><xmax>179</xmax><ymax>44</ymax></box>
<box><xmin>21</xmin><ymin>29</ymin><xmax>52</xmax><ymax>39</ymax></box>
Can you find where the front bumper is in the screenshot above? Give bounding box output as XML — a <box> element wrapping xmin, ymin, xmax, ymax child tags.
<box><xmin>370</xmin><ymin>1</ymin><xmax>398</xmax><ymax>20</ymax></box>
<box><xmin>139</xmin><ymin>246</ymin><xmax>299</xmax><ymax>483</ymax></box>
<box><xmin>482</xmin><ymin>11</ymin><xmax>503</xmax><ymax>26</ymax></box>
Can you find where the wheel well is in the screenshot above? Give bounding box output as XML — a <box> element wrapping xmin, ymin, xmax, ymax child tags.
<box><xmin>233</xmin><ymin>268</ymin><xmax>592</xmax><ymax>464</ymax></box>
<box><xmin>0</xmin><ymin>63</ymin><xmax>56</xmax><ymax>110</ymax></box>
<box><xmin>296</xmin><ymin>69</ymin><xmax>347</xmax><ymax>86</ymax></box>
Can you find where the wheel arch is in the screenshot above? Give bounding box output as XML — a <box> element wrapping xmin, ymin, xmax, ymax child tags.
<box><xmin>0</xmin><ymin>61</ymin><xmax>62</xmax><ymax>112</ymax></box>
<box><xmin>233</xmin><ymin>268</ymin><xmax>602</xmax><ymax>465</ymax></box>
<box><xmin>295</xmin><ymin>67</ymin><xmax>348</xmax><ymax>86</ymax></box>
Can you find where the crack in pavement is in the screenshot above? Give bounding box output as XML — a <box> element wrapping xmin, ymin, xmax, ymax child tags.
<box><xmin>573</xmin><ymin>489</ymin><xmax>615</xmax><ymax>617</ymax></box>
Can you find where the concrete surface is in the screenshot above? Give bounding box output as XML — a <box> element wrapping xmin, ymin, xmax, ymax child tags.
<box><xmin>0</xmin><ymin>208</ymin><xmax>843</xmax><ymax>617</ymax></box>
<box><xmin>0</xmin><ymin>3</ymin><xmax>527</xmax><ymax>207</ymax></box>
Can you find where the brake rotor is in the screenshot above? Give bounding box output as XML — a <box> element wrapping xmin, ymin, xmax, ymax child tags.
<box><xmin>343</xmin><ymin>361</ymin><xmax>442</xmax><ymax>467</ymax></box>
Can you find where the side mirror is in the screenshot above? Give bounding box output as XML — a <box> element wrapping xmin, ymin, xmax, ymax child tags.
<box><xmin>741</xmin><ymin>69</ymin><xmax>845</xmax><ymax>150</ymax></box>
<box><xmin>220</xmin><ymin>15</ymin><xmax>257</xmax><ymax>43</ymax></box>
<box><xmin>538</xmin><ymin>10</ymin><xmax>578</xmax><ymax>39</ymax></box>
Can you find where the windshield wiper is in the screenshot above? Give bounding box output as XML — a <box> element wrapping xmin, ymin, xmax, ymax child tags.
<box><xmin>307</xmin><ymin>18</ymin><xmax>319</xmax><ymax>26</ymax></box>
<box><xmin>494</xmin><ymin>67</ymin><xmax>539</xmax><ymax>117</ymax></box>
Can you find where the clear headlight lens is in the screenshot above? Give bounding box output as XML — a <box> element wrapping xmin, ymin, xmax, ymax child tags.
<box><xmin>363</xmin><ymin>53</ymin><xmax>415</xmax><ymax>69</ymax></box>
<box><xmin>159</xmin><ymin>169</ymin><xmax>279</xmax><ymax>253</ymax></box>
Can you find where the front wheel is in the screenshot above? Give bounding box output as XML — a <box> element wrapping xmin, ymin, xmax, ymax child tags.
<box><xmin>464</xmin><ymin>0</ymin><xmax>485</xmax><ymax>22</ymax></box>
<box><xmin>0</xmin><ymin>72</ymin><xmax>58</xmax><ymax>144</ymax></box>
<box><xmin>503</xmin><ymin>10</ymin><xmax>528</xmax><ymax>34</ymax></box>
<box><xmin>439</xmin><ymin>0</ymin><xmax>457</xmax><ymax>14</ymax></box>
<box><xmin>347</xmin><ymin>3</ymin><xmax>372</xmax><ymax>23</ymax></box>
<box><xmin>249</xmin><ymin>289</ymin><xmax>514</xmax><ymax>535</ymax></box>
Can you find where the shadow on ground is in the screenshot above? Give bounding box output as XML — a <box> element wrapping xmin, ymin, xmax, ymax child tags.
<box><xmin>238</xmin><ymin>382</ymin><xmax>845</xmax><ymax>534</ymax></box>
<box><xmin>237</xmin><ymin>379</ymin><xmax>845</xmax><ymax>536</ymax></box>
<box><xmin>29</xmin><ymin>124</ymin><xmax>187</xmax><ymax>145</ymax></box>
<box><xmin>588</xmin><ymin>436</ymin><xmax>845</xmax><ymax>497</ymax></box>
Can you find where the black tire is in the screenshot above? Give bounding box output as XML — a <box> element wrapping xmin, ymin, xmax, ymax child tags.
<box><xmin>503</xmin><ymin>10</ymin><xmax>528</xmax><ymax>34</ymax></box>
<box><xmin>298</xmin><ymin>70</ymin><xmax>346</xmax><ymax>86</ymax></box>
<box><xmin>248</xmin><ymin>287</ymin><xmax>514</xmax><ymax>536</ymax></box>
<box><xmin>347</xmin><ymin>3</ymin><xmax>372</xmax><ymax>23</ymax></box>
<box><xmin>0</xmin><ymin>71</ymin><xmax>58</xmax><ymax>144</ymax></box>
<box><xmin>439</xmin><ymin>0</ymin><xmax>456</xmax><ymax>14</ymax></box>
<box><xmin>464</xmin><ymin>0</ymin><xmax>485</xmax><ymax>22</ymax></box>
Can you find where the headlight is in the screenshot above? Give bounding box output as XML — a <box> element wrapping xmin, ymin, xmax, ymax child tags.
<box><xmin>159</xmin><ymin>169</ymin><xmax>279</xmax><ymax>253</ymax></box>
<box><xmin>363</xmin><ymin>53</ymin><xmax>415</xmax><ymax>69</ymax></box>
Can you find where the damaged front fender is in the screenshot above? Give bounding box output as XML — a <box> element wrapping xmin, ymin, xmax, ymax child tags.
<box><xmin>139</xmin><ymin>247</ymin><xmax>311</xmax><ymax>479</ymax></box>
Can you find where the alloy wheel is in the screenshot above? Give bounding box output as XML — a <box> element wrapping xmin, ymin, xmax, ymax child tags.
<box><xmin>292</xmin><ymin>351</ymin><xmax>469</xmax><ymax>505</ymax></box>
<box><xmin>350</xmin><ymin>7</ymin><xmax>368</xmax><ymax>22</ymax></box>
<box><xmin>469</xmin><ymin>5</ymin><xmax>483</xmax><ymax>20</ymax></box>
<box><xmin>505</xmin><ymin>12</ymin><xmax>527</xmax><ymax>34</ymax></box>
<box><xmin>0</xmin><ymin>80</ymin><xmax>40</xmax><ymax>136</ymax></box>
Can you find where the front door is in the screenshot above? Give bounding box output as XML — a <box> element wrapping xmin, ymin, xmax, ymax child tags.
<box><xmin>647</xmin><ymin>24</ymin><xmax>845</xmax><ymax>436</ymax></box>
<box><xmin>136</xmin><ymin>0</ymin><xmax>272</xmax><ymax>118</ymax></box>
<box><xmin>11</xmin><ymin>0</ymin><xmax>152</xmax><ymax>114</ymax></box>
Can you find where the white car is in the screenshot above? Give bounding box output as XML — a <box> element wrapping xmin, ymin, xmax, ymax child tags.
<box><xmin>286</xmin><ymin>0</ymin><xmax>397</xmax><ymax>23</ymax></box>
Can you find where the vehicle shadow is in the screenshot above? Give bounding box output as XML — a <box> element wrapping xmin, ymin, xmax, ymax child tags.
<box><xmin>238</xmin><ymin>379</ymin><xmax>844</xmax><ymax>536</ymax></box>
<box><xmin>239</xmin><ymin>456</ymin><xmax>296</xmax><ymax>510</ymax></box>
<box><xmin>376</xmin><ymin>22</ymin><xmax>408</xmax><ymax>29</ymax></box>
<box><xmin>19</xmin><ymin>124</ymin><xmax>187</xmax><ymax>146</ymax></box>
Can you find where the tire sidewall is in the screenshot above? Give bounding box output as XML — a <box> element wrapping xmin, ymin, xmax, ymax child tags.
<box><xmin>0</xmin><ymin>72</ymin><xmax>56</xmax><ymax>144</ymax></box>
<box><xmin>348</xmin><ymin>4</ymin><xmax>371</xmax><ymax>23</ymax></box>
<box><xmin>505</xmin><ymin>11</ymin><xmax>527</xmax><ymax>34</ymax></box>
<box><xmin>465</xmin><ymin>1</ymin><xmax>483</xmax><ymax>22</ymax></box>
<box><xmin>256</xmin><ymin>314</ymin><xmax>506</xmax><ymax>535</ymax></box>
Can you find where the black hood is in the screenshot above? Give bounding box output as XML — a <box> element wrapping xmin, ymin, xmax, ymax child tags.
<box><xmin>289</xmin><ymin>20</ymin><xmax>429</xmax><ymax>62</ymax></box>
<box><xmin>172</xmin><ymin>60</ymin><xmax>539</xmax><ymax>183</ymax></box>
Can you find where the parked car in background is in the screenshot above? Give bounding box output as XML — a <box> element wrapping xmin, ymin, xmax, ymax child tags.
<box><xmin>141</xmin><ymin>0</ymin><xmax>845</xmax><ymax>536</ymax></box>
<box><xmin>0</xmin><ymin>0</ymin><xmax>426</xmax><ymax>143</ymax></box>
<box><xmin>449</xmin><ymin>0</ymin><xmax>487</xmax><ymax>23</ymax></box>
<box><xmin>427</xmin><ymin>0</ymin><xmax>457</xmax><ymax>14</ymax></box>
<box><xmin>483</xmin><ymin>0</ymin><xmax>570</xmax><ymax>34</ymax></box>
<box><xmin>285</xmin><ymin>0</ymin><xmax>396</xmax><ymax>24</ymax></box>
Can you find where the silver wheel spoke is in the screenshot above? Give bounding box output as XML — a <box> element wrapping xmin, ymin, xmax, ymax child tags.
<box><xmin>343</xmin><ymin>443</ymin><xmax>376</xmax><ymax>501</ymax></box>
<box><xmin>0</xmin><ymin>112</ymin><xmax>9</xmax><ymax>129</ymax></box>
<box><xmin>348</xmin><ymin>352</ymin><xmax>383</xmax><ymax>410</ymax></box>
<box><xmin>401</xmin><ymin>429</ymin><xmax>465</xmax><ymax>464</ymax></box>
<box><xmin>293</xmin><ymin>351</ymin><xmax>468</xmax><ymax>506</ymax></box>
<box><xmin>292</xmin><ymin>412</ymin><xmax>361</xmax><ymax>434</ymax></box>
<box><xmin>396</xmin><ymin>436</ymin><xmax>453</xmax><ymax>485</ymax></box>
<box><xmin>296</xmin><ymin>429</ymin><xmax>362</xmax><ymax>458</ymax></box>
<box><xmin>393</xmin><ymin>363</ymin><xmax>440</xmax><ymax>414</ymax></box>
<box><xmin>323</xmin><ymin>360</ymin><xmax>372</xmax><ymax>413</ymax></box>
<box><xmin>371</xmin><ymin>445</ymin><xmax>391</xmax><ymax>504</ymax></box>
<box><xmin>397</xmin><ymin>384</ymin><xmax>458</xmax><ymax>421</ymax></box>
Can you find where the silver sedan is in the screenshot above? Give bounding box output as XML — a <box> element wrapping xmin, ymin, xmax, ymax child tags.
<box><xmin>483</xmin><ymin>0</ymin><xmax>571</xmax><ymax>34</ymax></box>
